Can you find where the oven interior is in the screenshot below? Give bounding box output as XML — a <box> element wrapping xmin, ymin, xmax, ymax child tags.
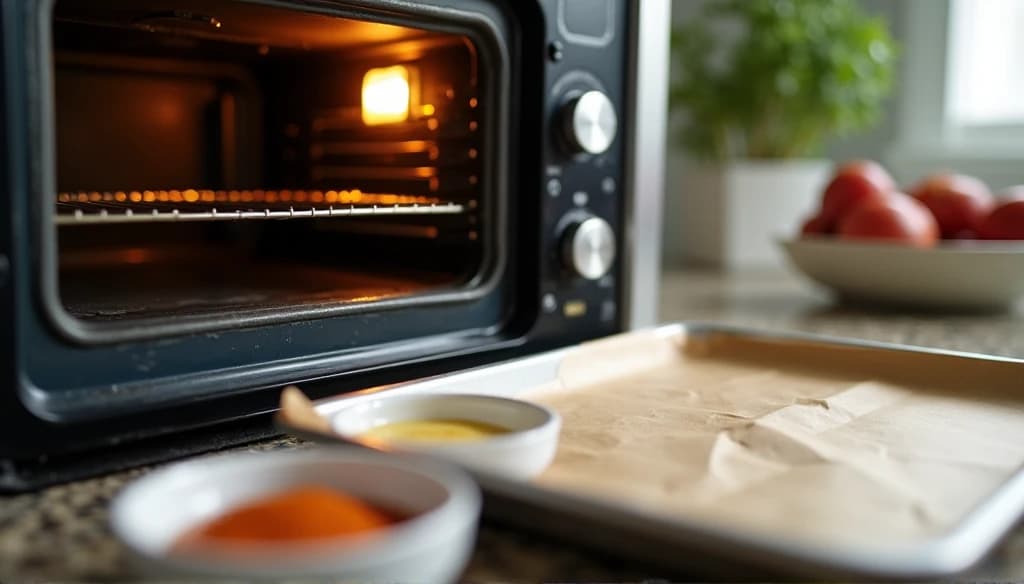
<box><xmin>50</xmin><ymin>0</ymin><xmax>487</xmax><ymax>328</ymax></box>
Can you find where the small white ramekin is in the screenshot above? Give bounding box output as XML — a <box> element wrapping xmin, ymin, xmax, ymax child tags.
<box><xmin>110</xmin><ymin>448</ymin><xmax>480</xmax><ymax>582</ymax></box>
<box><xmin>328</xmin><ymin>393</ymin><xmax>561</xmax><ymax>479</ymax></box>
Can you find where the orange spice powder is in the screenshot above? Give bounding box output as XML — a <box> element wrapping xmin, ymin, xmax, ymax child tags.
<box><xmin>172</xmin><ymin>485</ymin><xmax>402</xmax><ymax>553</ymax></box>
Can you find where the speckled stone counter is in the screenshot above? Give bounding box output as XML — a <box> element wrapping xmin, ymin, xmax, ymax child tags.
<box><xmin>2</xmin><ymin>269</ymin><xmax>1023</xmax><ymax>583</ymax></box>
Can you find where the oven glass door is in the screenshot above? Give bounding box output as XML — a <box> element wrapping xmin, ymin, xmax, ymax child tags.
<box><xmin>18</xmin><ymin>0</ymin><xmax>529</xmax><ymax>426</ymax></box>
<box><xmin>47</xmin><ymin>0</ymin><xmax>504</xmax><ymax>341</ymax></box>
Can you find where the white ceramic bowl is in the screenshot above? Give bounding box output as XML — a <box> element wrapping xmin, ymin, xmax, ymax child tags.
<box><xmin>110</xmin><ymin>448</ymin><xmax>480</xmax><ymax>582</ymax></box>
<box><xmin>781</xmin><ymin>238</ymin><xmax>1024</xmax><ymax>310</ymax></box>
<box><xmin>329</xmin><ymin>393</ymin><xmax>561</xmax><ymax>479</ymax></box>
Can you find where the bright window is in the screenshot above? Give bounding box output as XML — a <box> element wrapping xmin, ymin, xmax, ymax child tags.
<box><xmin>946</xmin><ymin>0</ymin><xmax>1024</xmax><ymax>126</ymax></box>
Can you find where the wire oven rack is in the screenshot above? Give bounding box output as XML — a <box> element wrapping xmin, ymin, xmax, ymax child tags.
<box><xmin>55</xmin><ymin>189</ymin><xmax>467</xmax><ymax>226</ymax></box>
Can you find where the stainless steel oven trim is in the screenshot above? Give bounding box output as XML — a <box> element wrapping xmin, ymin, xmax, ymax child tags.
<box><xmin>623</xmin><ymin>0</ymin><xmax>669</xmax><ymax>330</ymax></box>
<box><xmin>30</xmin><ymin>0</ymin><xmax>512</xmax><ymax>345</ymax></box>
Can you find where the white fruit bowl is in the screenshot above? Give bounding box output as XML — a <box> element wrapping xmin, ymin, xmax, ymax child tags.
<box><xmin>781</xmin><ymin>238</ymin><xmax>1024</xmax><ymax>310</ymax></box>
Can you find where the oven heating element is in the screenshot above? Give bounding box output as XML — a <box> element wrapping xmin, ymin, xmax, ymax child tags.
<box><xmin>55</xmin><ymin>190</ymin><xmax>465</xmax><ymax>225</ymax></box>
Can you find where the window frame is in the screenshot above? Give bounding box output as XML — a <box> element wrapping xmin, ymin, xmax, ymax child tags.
<box><xmin>887</xmin><ymin>0</ymin><xmax>1024</xmax><ymax>187</ymax></box>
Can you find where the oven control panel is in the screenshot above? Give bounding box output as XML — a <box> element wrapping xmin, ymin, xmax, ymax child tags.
<box><xmin>536</xmin><ymin>0</ymin><xmax>627</xmax><ymax>338</ymax></box>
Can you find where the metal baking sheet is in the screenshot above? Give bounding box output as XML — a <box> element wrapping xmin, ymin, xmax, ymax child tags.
<box><xmin>298</xmin><ymin>323</ymin><xmax>1024</xmax><ymax>580</ymax></box>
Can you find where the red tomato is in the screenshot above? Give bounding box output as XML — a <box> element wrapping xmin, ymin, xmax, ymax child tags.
<box><xmin>800</xmin><ymin>214</ymin><xmax>831</xmax><ymax>236</ymax></box>
<box><xmin>837</xmin><ymin>192</ymin><xmax>939</xmax><ymax>247</ymax></box>
<box><xmin>978</xmin><ymin>192</ymin><xmax>1024</xmax><ymax>240</ymax></box>
<box><xmin>947</xmin><ymin>229</ymin><xmax>979</xmax><ymax>240</ymax></box>
<box><xmin>910</xmin><ymin>173</ymin><xmax>994</xmax><ymax>238</ymax></box>
<box><xmin>820</xmin><ymin>160</ymin><xmax>896</xmax><ymax>229</ymax></box>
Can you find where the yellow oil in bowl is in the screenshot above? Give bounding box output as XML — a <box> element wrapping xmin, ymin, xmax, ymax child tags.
<box><xmin>360</xmin><ymin>419</ymin><xmax>508</xmax><ymax>444</ymax></box>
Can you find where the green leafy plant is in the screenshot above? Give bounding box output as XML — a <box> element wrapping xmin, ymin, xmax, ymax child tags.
<box><xmin>670</xmin><ymin>0</ymin><xmax>897</xmax><ymax>160</ymax></box>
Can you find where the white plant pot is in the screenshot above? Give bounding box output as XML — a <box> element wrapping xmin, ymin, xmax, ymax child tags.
<box><xmin>673</xmin><ymin>159</ymin><xmax>832</xmax><ymax>270</ymax></box>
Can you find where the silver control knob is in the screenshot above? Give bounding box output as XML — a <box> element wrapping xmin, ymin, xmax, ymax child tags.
<box><xmin>562</xmin><ymin>217</ymin><xmax>616</xmax><ymax>280</ymax></box>
<box><xmin>561</xmin><ymin>90</ymin><xmax>618</xmax><ymax>155</ymax></box>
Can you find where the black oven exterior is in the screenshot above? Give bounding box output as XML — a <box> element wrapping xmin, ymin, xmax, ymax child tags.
<box><xmin>0</xmin><ymin>0</ymin><xmax>669</xmax><ymax>490</ymax></box>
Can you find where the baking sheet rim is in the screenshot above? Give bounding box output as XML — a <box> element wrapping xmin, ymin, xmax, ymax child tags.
<box><xmin>304</xmin><ymin>322</ymin><xmax>1024</xmax><ymax>579</ymax></box>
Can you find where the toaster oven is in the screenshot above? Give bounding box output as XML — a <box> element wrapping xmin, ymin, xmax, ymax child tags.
<box><xmin>0</xmin><ymin>0</ymin><xmax>668</xmax><ymax>489</ymax></box>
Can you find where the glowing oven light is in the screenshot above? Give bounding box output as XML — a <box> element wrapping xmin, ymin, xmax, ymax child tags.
<box><xmin>362</xmin><ymin>65</ymin><xmax>411</xmax><ymax>125</ymax></box>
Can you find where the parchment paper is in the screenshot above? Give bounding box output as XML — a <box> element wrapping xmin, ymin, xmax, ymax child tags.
<box><xmin>523</xmin><ymin>330</ymin><xmax>1024</xmax><ymax>548</ymax></box>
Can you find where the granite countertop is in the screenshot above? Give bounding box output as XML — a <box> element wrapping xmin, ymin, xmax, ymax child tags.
<box><xmin>2</xmin><ymin>269</ymin><xmax>1023</xmax><ymax>583</ymax></box>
